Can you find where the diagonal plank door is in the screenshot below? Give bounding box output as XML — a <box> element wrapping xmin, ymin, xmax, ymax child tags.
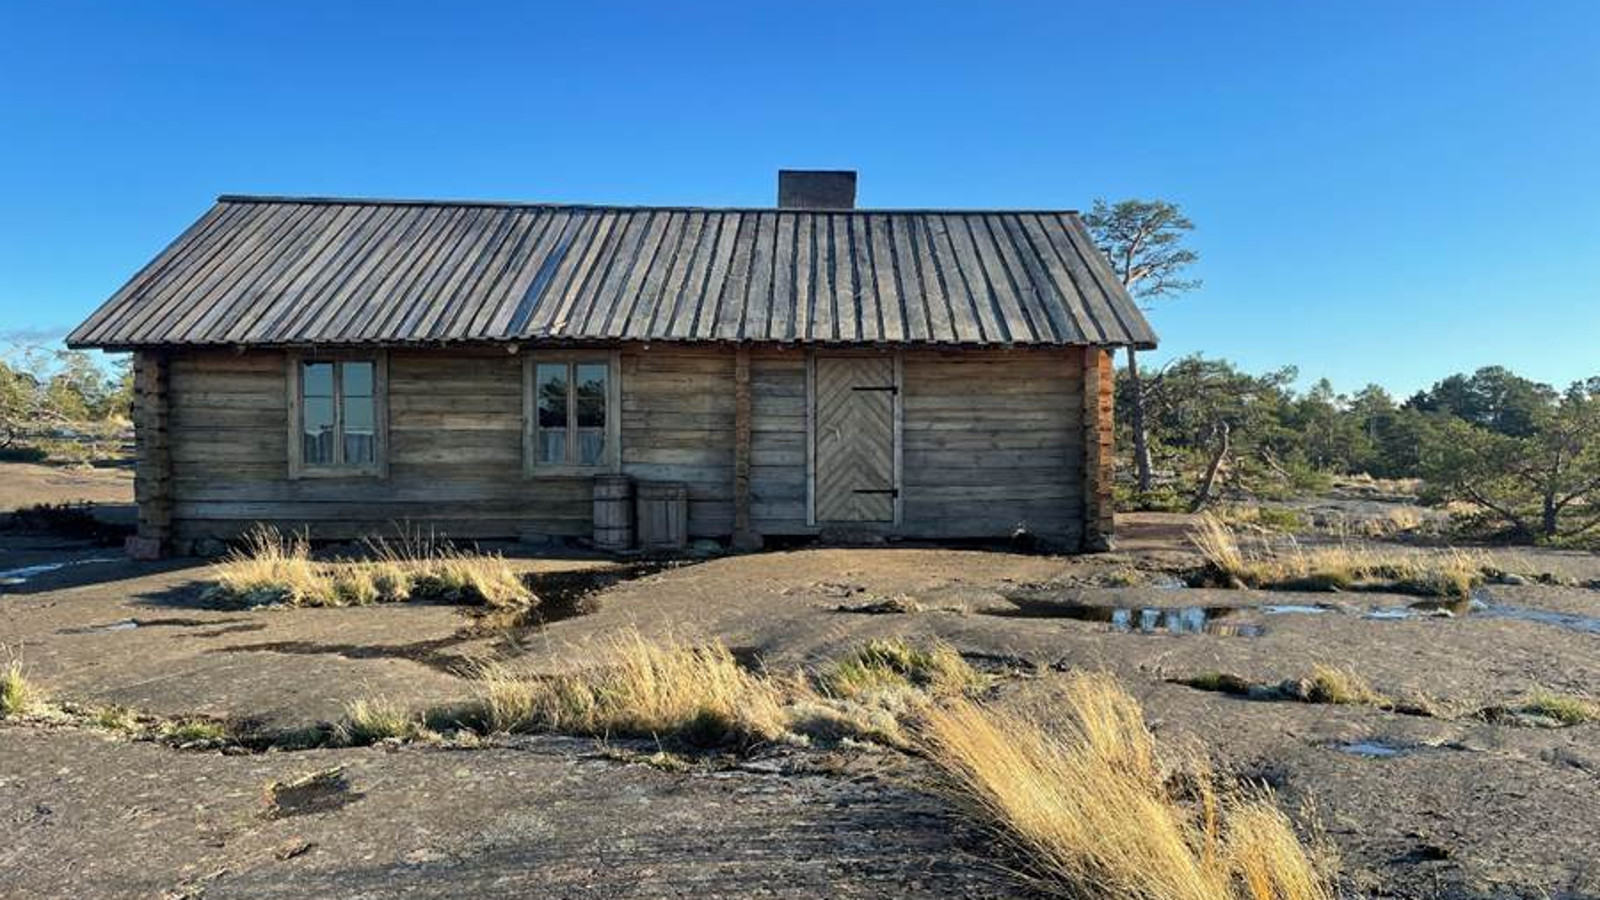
<box><xmin>815</xmin><ymin>356</ymin><xmax>896</xmax><ymax>522</ymax></box>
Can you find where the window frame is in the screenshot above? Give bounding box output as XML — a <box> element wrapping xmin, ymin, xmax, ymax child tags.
<box><xmin>286</xmin><ymin>350</ymin><xmax>389</xmax><ymax>479</ymax></box>
<box><xmin>522</xmin><ymin>350</ymin><xmax>621</xmax><ymax>477</ymax></box>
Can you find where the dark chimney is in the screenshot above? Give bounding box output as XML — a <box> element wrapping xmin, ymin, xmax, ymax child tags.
<box><xmin>777</xmin><ymin>169</ymin><xmax>857</xmax><ymax>209</ymax></box>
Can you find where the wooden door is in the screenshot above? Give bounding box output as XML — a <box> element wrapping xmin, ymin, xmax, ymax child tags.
<box><xmin>814</xmin><ymin>356</ymin><xmax>896</xmax><ymax>522</ymax></box>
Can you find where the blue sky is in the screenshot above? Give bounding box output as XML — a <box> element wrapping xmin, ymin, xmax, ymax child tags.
<box><xmin>2</xmin><ymin>1</ymin><xmax>1596</xmax><ymax>397</ymax></box>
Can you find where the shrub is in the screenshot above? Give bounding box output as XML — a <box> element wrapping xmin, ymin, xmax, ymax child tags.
<box><xmin>918</xmin><ymin>673</ymin><xmax>1334</xmax><ymax>900</ymax></box>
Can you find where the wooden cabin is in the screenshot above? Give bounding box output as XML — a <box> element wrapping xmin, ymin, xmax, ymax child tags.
<box><xmin>68</xmin><ymin>171</ymin><xmax>1157</xmax><ymax>557</ymax></box>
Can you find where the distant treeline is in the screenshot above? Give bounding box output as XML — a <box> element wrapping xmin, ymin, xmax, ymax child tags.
<box><xmin>1118</xmin><ymin>357</ymin><xmax>1600</xmax><ymax>543</ymax></box>
<box><xmin>0</xmin><ymin>346</ymin><xmax>132</xmax><ymax>463</ymax></box>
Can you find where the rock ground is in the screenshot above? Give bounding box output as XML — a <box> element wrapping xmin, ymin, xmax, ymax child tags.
<box><xmin>2</xmin><ymin>506</ymin><xmax>1598</xmax><ymax>899</ymax></box>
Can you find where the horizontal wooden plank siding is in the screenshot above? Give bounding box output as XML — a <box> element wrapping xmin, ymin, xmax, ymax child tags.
<box><xmin>899</xmin><ymin>348</ymin><xmax>1084</xmax><ymax>541</ymax></box>
<box><xmin>620</xmin><ymin>348</ymin><xmax>736</xmax><ymax>537</ymax></box>
<box><xmin>749</xmin><ymin>349</ymin><xmax>810</xmax><ymax>533</ymax></box>
<box><xmin>161</xmin><ymin>344</ymin><xmax>1089</xmax><ymax>547</ymax></box>
<box><xmin>168</xmin><ymin>348</ymin><xmax>589</xmax><ymax>542</ymax></box>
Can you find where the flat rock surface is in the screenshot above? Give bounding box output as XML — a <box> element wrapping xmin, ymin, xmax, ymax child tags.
<box><xmin>3</xmin><ymin>531</ymin><xmax>1598</xmax><ymax>898</ymax></box>
<box><xmin>0</xmin><ymin>729</ymin><xmax>1013</xmax><ymax>900</ymax></box>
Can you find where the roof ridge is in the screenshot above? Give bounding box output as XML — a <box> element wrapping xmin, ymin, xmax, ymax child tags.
<box><xmin>214</xmin><ymin>194</ymin><xmax>1082</xmax><ymax>216</ymax></box>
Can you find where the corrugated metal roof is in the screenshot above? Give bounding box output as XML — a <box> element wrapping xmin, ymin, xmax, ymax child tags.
<box><xmin>68</xmin><ymin>196</ymin><xmax>1158</xmax><ymax>349</ymax></box>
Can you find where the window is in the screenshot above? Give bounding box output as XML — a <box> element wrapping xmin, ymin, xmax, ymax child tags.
<box><xmin>524</xmin><ymin>353</ymin><xmax>619</xmax><ymax>474</ymax></box>
<box><xmin>290</xmin><ymin>355</ymin><xmax>385</xmax><ymax>477</ymax></box>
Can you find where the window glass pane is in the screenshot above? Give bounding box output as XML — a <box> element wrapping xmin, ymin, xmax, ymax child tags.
<box><xmin>341</xmin><ymin>361</ymin><xmax>374</xmax><ymax>398</ymax></box>
<box><xmin>303</xmin><ymin>396</ymin><xmax>335</xmax><ymax>465</ymax></box>
<box><xmin>302</xmin><ymin>362</ymin><xmax>333</xmax><ymax>397</ymax></box>
<box><xmin>575</xmin><ymin>363</ymin><xmax>607</xmax><ymax>428</ymax></box>
<box><xmin>577</xmin><ymin>429</ymin><xmax>605</xmax><ymax>465</ymax></box>
<box><xmin>539</xmin><ymin>429</ymin><xmax>567</xmax><ymax>464</ymax></box>
<box><xmin>575</xmin><ymin>362</ymin><xmax>607</xmax><ymax>464</ymax></box>
<box><xmin>535</xmin><ymin>363</ymin><xmax>569</xmax><ymax>464</ymax></box>
<box><xmin>343</xmin><ymin>396</ymin><xmax>375</xmax><ymax>464</ymax></box>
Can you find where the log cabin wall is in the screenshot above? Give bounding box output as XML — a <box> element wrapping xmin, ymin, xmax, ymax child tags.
<box><xmin>162</xmin><ymin>344</ymin><xmax>1091</xmax><ymax>548</ymax></box>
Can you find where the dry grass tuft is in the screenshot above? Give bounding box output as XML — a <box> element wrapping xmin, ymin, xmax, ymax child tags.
<box><xmin>819</xmin><ymin>638</ymin><xmax>981</xmax><ymax>701</ymax></box>
<box><xmin>337</xmin><ymin>698</ymin><xmax>433</xmax><ymax>745</ymax></box>
<box><xmin>472</xmin><ymin>632</ymin><xmax>789</xmax><ymax>747</ymax></box>
<box><xmin>0</xmin><ymin>657</ymin><xmax>40</xmax><ymax>718</ymax></box>
<box><xmin>1521</xmin><ymin>691</ymin><xmax>1599</xmax><ymax>726</ymax></box>
<box><xmin>470</xmin><ymin>634</ymin><xmax>981</xmax><ymax>750</ymax></box>
<box><xmin>161</xmin><ymin>719</ymin><xmax>229</xmax><ymax>744</ymax></box>
<box><xmin>918</xmin><ymin>673</ymin><xmax>1334</xmax><ymax>900</ymax></box>
<box><xmin>1306</xmin><ymin>664</ymin><xmax>1390</xmax><ymax>708</ymax></box>
<box><xmin>208</xmin><ymin>525</ymin><xmax>535</xmax><ymax>610</ymax></box>
<box><xmin>1191</xmin><ymin>514</ymin><xmax>1487</xmax><ymax>598</ymax></box>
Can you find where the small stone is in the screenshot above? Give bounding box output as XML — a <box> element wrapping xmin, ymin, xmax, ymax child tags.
<box><xmin>191</xmin><ymin>538</ymin><xmax>229</xmax><ymax>559</ymax></box>
<box><xmin>274</xmin><ymin>838</ymin><xmax>313</xmax><ymax>861</ymax></box>
<box><xmin>1498</xmin><ymin>572</ymin><xmax>1530</xmax><ymax>586</ymax></box>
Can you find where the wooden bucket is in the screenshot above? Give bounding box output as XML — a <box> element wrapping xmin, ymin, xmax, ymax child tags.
<box><xmin>592</xmin><ymin>474</ymin><xmax>634</xmax><ymax>551</ymax></box>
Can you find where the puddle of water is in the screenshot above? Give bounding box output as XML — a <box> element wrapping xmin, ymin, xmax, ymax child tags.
<box><xmin>1476</xmin><ymin>604</ymin><xmax>1600</xmax><ymax>635</ymax></box>
<box><xmin>59</xmin><ymin>616</ymin><xmax>237</xmax><ymax>635</ymax></box>
<box><xmin>997</xmin><ymin>595</ymin><xmax>1264</xmax><ymax>637</ymax></box>
<box><xmin>1335</xmin><ymin>740</ymin><xmax>1406</xmax><ymax>758</ymax></box>
<box><xmin>1360</xmin><ymin>589</ymin><xmax>1600</xmax><ymax>635</ymax></box>
<box><xmin>1262</xmin><ymin>604</ymin><xmax>1333</xmax><ymax>615</ymax></box>
<box><xmin>0</xmin><ymin>557</ymin><xmax>122</xmax><ymax>586</ymax></box>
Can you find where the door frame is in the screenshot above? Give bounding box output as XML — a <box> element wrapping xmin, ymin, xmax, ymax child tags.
<box><xmin>806</xmin><ymin>350</ymin><xmax>903</xmax><ymax>527</ymax></box>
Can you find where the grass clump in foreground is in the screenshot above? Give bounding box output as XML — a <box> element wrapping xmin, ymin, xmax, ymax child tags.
<box><xmin>1</xmin><ymin>658</ymin><xmax>40</xmax><ymax>718</ymax></box>
<box><xmin>819</xmin><ymin>638</ymin><xmax>981</xmax><ymax>700</ymax></box>
<box><xmin>161</xmin><ymin>719</ymin><xmax>230</xmax><ymax>744</ymax></box>
<box><xmin>208</xmin><ymin>525</ymin><xmax>535</xmax><ymax>611</ymax></box>
<box><xmin>336</xmin><ymin>698</ymin><xmax>436</xmax><ymax>745</ymax></box>
<box><xmin>1305</xmin><ymin>664</ymin><xmax>1391</xmax><ymax>707</ymax></box>
<box><xmin>475</xmin><ymin>632</ymin><xmax>790</xmax><ymax>747</ymax></box>
<box><xmin>1191</xmin><ymin>514</ymin><xmax>1488</xmax><ymax>598</ymax></box>
<box><xmin>1520</xmin><ymin>691</ymin><xmax>1599</xmax><ymax>726</ymax></box>
<box><xmin>919</xmin><ymin>672</ymin><xmax>1335</xmax><ymax>900</ymax></box>
<box><xmin>473</xmin><ymin>632</ymin><xmax>982</xmax><ymax>750</ymax></box>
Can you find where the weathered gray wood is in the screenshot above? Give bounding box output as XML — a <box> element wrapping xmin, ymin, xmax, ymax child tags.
<box><xmin>1081</xmin><ymin>346</ymin><xmax>1115</xmax><ymax>551</ymax></box>
<box><xmin>814</xmin><ymin>356</ymin><xmax>895</xmax><ymax>522</ymax></box>
<box><xmin>129</xmin><ymin>351</ymin><xmax>172</xmax><ymax>558</ymax></box>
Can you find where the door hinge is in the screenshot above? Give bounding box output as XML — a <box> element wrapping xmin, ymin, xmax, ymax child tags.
<box><xmin>851</xmin><ymin>385</ymin><xmax>898</xmax><ymax>394</ymax></box>
<box><xmin>853</xmin><ymin>488</ymin><xmax>899</xmax><ymax>497</ymax></box>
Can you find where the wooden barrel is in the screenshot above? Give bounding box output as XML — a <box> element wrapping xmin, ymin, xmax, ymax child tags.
<box><xmin>592</xmin><ymin>474</ymin><xmax>634</xmax><ymax>551</ymax></box>
<box><xmin>636</xmin><ymin>481</ymin><xmax>689</xmax><ymax>551</ymax></box>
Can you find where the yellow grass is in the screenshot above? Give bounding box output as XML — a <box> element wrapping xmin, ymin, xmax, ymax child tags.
<box><xmin>1</xmin><ymin>658</ymin><xmax>39</xmax><ymax>718</ymax></box>
<box><xmin>1522</xmin><ymin>691</ymin><xmax>1599</xmax><ymax>726</ymax></box>
<box><xmin>1307</xmin><ymin>664</ymin><xmax>1390</xmax><ymax>707</ymax></box>
<box><xmin>1191</xmin><ymin>514</ymin><xmax>1487</xmax><ymax>598</ymax></box>
<box><xmin>819</xmin><ymin>638</ymin><xmax>982</xmax><ymax>700</ymax></box>
<box><xmin>919</xmin><ymin>673</ymin><xmax>1334</xmax><ymax>900</ymax></box>
<box><xmin>337</xmin><ymin>697</ymin><xmax>432</xmax><ymax>744</ymax></box>
<box><xmin>209</xmin><ymin>525</ymin><xmax>535</xmax><ymax>609</ymax></box>
<box><xmin>472</xmin><ymin>634</ymin><xmax>979</xmax><ymax>749</ymax></box>
<box><xmin>473</xmin><ymin>632</ymin><xmax>790</xmax><ymax>746</ymax></box>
